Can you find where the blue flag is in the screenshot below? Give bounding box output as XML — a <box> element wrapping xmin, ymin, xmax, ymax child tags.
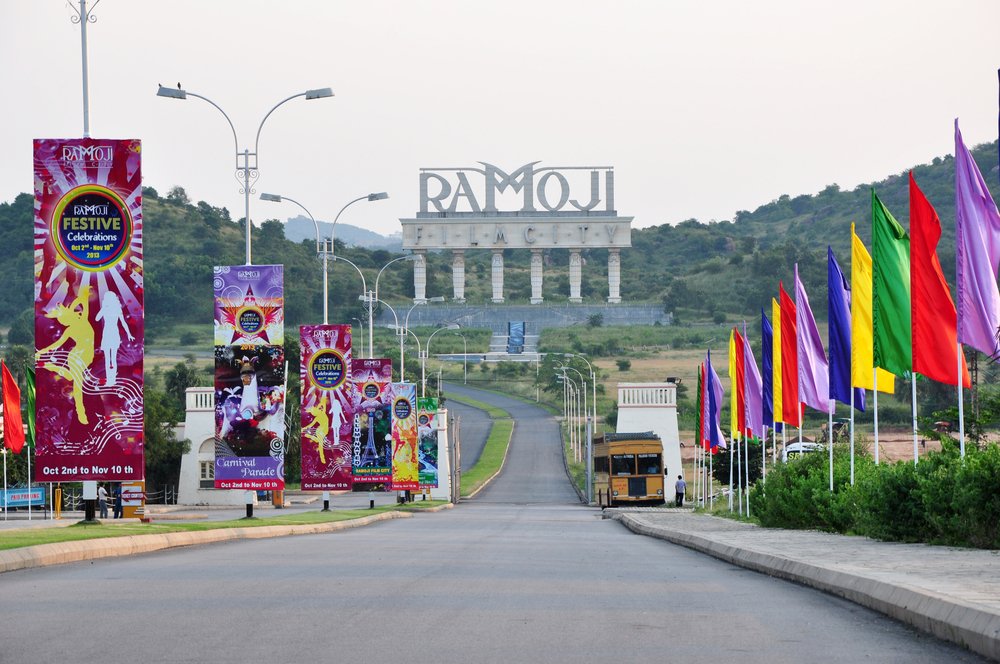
<box><xmin>828</xmin><ymin>247</ymin><xmax>865</xmax><ymax>410</ymax></box>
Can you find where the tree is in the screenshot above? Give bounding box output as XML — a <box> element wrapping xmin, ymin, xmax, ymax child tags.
<box><xmin>144</xmin><ymin>388</ymin><xmax>190</xmax><ymax>493</ymax></box>
<box><xmin>164</xmin><ymin>359</ymin><xmax>204</xmax><ymax>419</ymax></box>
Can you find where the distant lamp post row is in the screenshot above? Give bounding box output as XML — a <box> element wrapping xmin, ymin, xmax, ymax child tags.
<box><xmin>156</xmin><ymin>83</ymin><xmax>333</xmax><ymax>266</ymax></box>
<box><xmin>260</xmin><ymin>191</ymin><xmax>387</xmax><ymax>324</ymax></box>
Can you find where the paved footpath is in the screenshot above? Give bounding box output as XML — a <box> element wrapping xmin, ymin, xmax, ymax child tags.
<box><xmin>611</xmin><ymin>509</ymin><xmax>1000</xmax><ymax>661</ymax></box>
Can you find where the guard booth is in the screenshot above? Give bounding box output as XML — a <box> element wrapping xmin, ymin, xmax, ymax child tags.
<box><xmin>507</xmin><ymin>321</ymin><xmax>525</xmax><ymax>354</ymax></box>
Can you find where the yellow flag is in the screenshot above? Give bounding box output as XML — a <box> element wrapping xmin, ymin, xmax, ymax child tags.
<box><xmin>851</xmin><ymin>223</ymin><xmax>896</xmax><ymax>393</ymax></box>
<box><xmin>771</xmin><ymin>298</ymin><xmax>783</xmax><ymax>424</ymax></box>
<box><xmin>729</xmin><ymin>328</ymin><xmax>738</xmax><ymax>435</ymax></box>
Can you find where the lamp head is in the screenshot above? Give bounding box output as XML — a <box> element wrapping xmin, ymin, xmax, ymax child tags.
<box><xmin>156</xmin><ymin>85</ymin><xmax>186</xmax><ymax>100</ymax></box>
<box><xmin>428</xmin><ymin>296</ymin><xmax>445</xmax><ymax>303</ymax></box>
<box><xmin>260</xmin><ymin>193</ymin><xmax>282</xmax><ymax>202</ymax></box>
<box><xmin>368</xmin><ymin>192</ymin><xmax>389</xmax><ymax>201</ymax></box>
<box><xmin>305</xmin><ymin>87</ymin><xmax>334</xmax><ymax>100</ymax></box>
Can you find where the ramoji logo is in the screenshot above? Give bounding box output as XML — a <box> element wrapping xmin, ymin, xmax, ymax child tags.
<box><xmin>363</xmin><ymin>382</ymin><xmax>380</xmax><ymax>399</ymax></box>
<box><xmin>237</xmin><ymin>307</ymin><xmax>264</xmax><ymax>335</ymax></box>
<box><xmin>394</xmin><ymin>398</ymin><xmax>413</xmax><ymax>420</ymax></box>
<box><xmin>51</xmin><ymin>185</ymin><xmax>132</xmax><ymax>271</ymax></box>
<box><xmin>309</xmin><ymin>350</ymin><xmax>347</xmax><ymax>389</ymax></box>
<box><xmin>418</xmin><ymin>414</ymin><xmax>430</xmax><ymax>426</ymax></box>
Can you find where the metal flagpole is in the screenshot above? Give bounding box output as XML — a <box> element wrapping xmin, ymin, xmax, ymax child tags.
<box><xmin>736</xmin><ymin>433</ymin><xmax>743</xmax><ymax>516</ymax></box>
<box><xmin>761</xmin><ymin>425</ymin><xmax>767</xmax><ymax>483</ymax></box>
<box><xmin>744</xmin><ymin>431</ymin><xmax>750</xmax><ymax>518</ymax></box>
<box><xmin>27</xmin><ymin>440</ymin><xmax>32</xmax><ymax>521</ymax></box>
<box><xmin>957</xmin><ymin>342</ymin><xmax>966</xmax><ymax>457</ymax></box>
<box><xmin>782</xmin><ymin>426</ymin><xmax>787</xmax><ymax>463</ymax></box>
<box><xmin>728</xmin><ymin>435</ymin><xmax>734</xmax><ymax>512</ymax></box>
<box><xmin>911</xmin><ymin>375</ymin><xmax>919</xmax><ymax>465</ymax></box>
<box><xmin>850</xmin><ymin>384</ymin><xmax>856</xmax><ymax>485</ymax></box>
<box><xmin>873</xmin><ymin>370</ymin><xmax>880</xmax><ymax>465</ymax></box>
<box><xmin>3</xmin><ymin>448</ymin><xmax>7</xmax><ymax>521</ymax></box>
<box><xmin>709</xmin><ymin>450</ymin><xmax>714</xmax><ymax>510</ymax></box>
<box><xmin>828</xmin><ymin>399</ymin><xmax>834</xmax><ymax>491</ymax></box>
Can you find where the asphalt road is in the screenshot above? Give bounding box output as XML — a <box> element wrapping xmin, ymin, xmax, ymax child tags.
<box><xmin>0</xmin><ymin>384</ymin><xmax>985</xmax><ymax>663</ymax></box>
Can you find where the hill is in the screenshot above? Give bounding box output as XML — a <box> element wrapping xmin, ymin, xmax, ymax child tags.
<box><xmin>1</xmin><ymin>142</ymin><xmax>998</xmax><ymax>341</ymax></box>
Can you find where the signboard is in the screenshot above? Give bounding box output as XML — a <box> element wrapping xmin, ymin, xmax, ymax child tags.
<box><xmin>213</xmin><ymin>265</ymin><xmax>285</xmax><ymax>490</ymax></box>
<box><xmin>121</xmin><ymin>480</ymin><xmax>145</xmax><ymax>519</ymax></box>
<box><xmin>300</xmin><ymin>324</ymin><xmax>353</xmax><ymax>491</ymax></box>
<box><xmin>390</xmin><ymin>383</ymin><xmax>418</xmax><ymax>491</ymax></box>
<box><xmin>417</xmin><ymin>397</ymin><xmax>439</xmax><ymax>489</ymax></box>
<box><xmin>33</xmin><ymin>138</ymin><xmax>144</xmax><ymax>482</ymax></box>
<box><xmin>0</xmin><ymin>486</ymin><xmax>46</xmax><ymax>509</ymax></box>
<box><xmin>350</xmin><ymin>358</ymin><xmax>393</xmax><ymax>486</ymax></box>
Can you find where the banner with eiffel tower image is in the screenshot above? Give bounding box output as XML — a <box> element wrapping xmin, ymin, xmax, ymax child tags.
<box><xmin>213</xmin><ymin>265</ymin><xmax>285</xmax><ymax>490</ymax></box>
<box><xmin>350</xmin><ymin>358</ymin><xmax>393</xmax><ymax>487</ymax></box>
<box><xmin>300</xmin><ymin>324</ymin><xmax>352</xmax><ymax>491</ymax></box>
<box><xmin>33</xmin><ymin>138</ymin><xmax>145</xmax><ymax>483</ymax></box>
<box><xmin>417</xmin><ymin>397</ymin><xmax>439</xmax><ymax>489</ymax></box>
<box><xmin>390</xmin><ymin>383</ymin><xmax>418</xmax><ymax>491</ymax></box>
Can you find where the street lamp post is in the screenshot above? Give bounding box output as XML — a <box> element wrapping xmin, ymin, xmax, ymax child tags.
<box><xmin>260</xmin><ymin>192</ymin><xmax>387</xmax><ymax>324</ymax></box>
<box><xmin>424</xmin><ymin>324</ymin><xmax>460</xmax><ymax>398</ymax></box>
<box><xmin>451</xmin><ymin>330</ymin><xmax>468</xmax><ymax>384</ymax></box>
<box><xmin>366</xmin><ymin>255</ymin><xmax>418</xmax><ymax>358</ymax></box>
<box><xmin>561</xmin><ymin>365</ymin><xmax>588</xmax><ymax>465</ymax></box>
<box><xmin>351</xmin><ymin>317</ymin><xmax>365</xmax><ymax>357</ymax></box>
<box><xmin>565</xmin><ymin>353</ymin><xmax>597</xmax><ymax>503</ymax></box>
<box><xmin>157</xmin><ymin>84</ymin><xmax>333</xmax><ymax>265</ymax></box>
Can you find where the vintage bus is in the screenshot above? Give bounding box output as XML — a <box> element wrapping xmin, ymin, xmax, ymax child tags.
<box><xmin>593</xmin><ymin>432</ymin><xmax>666</xmax><ymax>507</ymax></box>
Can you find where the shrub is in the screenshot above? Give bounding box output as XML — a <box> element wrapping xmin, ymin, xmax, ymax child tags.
<box><xmin>616</xmin><ymin>359</ymin><xmax>631</xmax><ymax>371</ymax></box>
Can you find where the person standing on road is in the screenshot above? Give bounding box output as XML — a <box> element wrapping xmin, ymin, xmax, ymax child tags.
<box><xmin>97</xmin><ymin>483</ymin><xmax>109</xmax><ymax>519</ymax></box>
<box><xmin>674</xmin><ymin>474</ymin><xmax>687</xmax><ymax>508</ymax></box>
<box><xmin>113</xmin><ymin>484</ymin><xmax>123</xmax><ymax>519</ymax></box>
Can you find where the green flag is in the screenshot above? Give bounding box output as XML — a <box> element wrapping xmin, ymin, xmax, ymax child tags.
<box><xmin>871</xmin><ymin>189</ymin><xmax>912</xmax><ymax>376</ymax></box>
<box><xmin>25</xmin><ymin>365</ymin><xmax>35</xmax><ymax>449</ymax></box>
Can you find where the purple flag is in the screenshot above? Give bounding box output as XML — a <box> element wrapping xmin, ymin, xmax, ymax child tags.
<box><xmin>741</xmin><ymin>321</ymin><xmax>763</xmax><ymax>439</ymax></box>
<box><xmin>955</xmin><ymin>120</ymin><xmax>1000</xmax><ymax>357</ymax></box>
<box><xmin>827</xmin><ymin>247</ymin><xmax>865</xmax><ymax>410</ymax></box>
<box><xmin>706</xmin><ymin>349</ymin><xmax>726</xmax><ymax>450</ymax></box>
<box><xmin>795</xmin><ymin>263</ymin><xmax>833</xmax><ymax>414</ymax></box>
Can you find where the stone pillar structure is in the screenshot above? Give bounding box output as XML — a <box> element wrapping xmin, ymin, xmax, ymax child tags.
<box><xmin>530</xmin><ymin>249</ymin><xmax>544</xmax><ymax>304</ymax></box>
<box><xmin>569</xmin><ymin>249</ymin><xmax>582</xmax><ymax>303</ymax></box>
<box><xmin>491</xmin><ymin>250</ymin><xmax>504</xmax><ymax>303</ymax></box>
<box><xmin>607</xmin><ymin>248</ymin><xmax>622</xmax><ymax>304</ymax></box>
<box><xmin>412</xmin><ymin>250</ymin><xmax>427</xmax><ymax>303</ymax></box>
<box><xmin>451</xmin><ymin>250</ymin><xmax>466</xmax><ymax>303</ymax></box>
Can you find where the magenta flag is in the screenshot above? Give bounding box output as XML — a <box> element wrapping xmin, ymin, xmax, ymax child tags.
<box><xmin>741</xmin><ymin>322</ymin><xmax>764</xmax><ymax>439</ymax></box>
<box><xmin>795</xmin><ymin>263</ymin><xmax>833</xmax><ymax>414</ymax></box>
<box><xmin>300</xmin><ymin>324</ymin><xmax>353</xmax><ymax>491</ymax></box>
<box><xmin>955</xmin><ymin>120</ymin><xmax>1000</xmax><ymax>357</ymax></box>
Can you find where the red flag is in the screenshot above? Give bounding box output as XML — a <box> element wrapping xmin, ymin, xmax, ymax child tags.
<box><xmin>2</xmin><ymin>361</ymin><xmax>25</xmax><ymax>454</ymax></box>
<box><xmin>779</xmin><ymin>282</ymin><xmax>801</xmax><ymax>426</ymax></box>
<box><xmin>910</xmin><ymin>173</ymin><xmax>970</xmax><ymax>387</ymax></box>
<box><xmin>733</xmin><ymin>327</ymin><xmax>747</xmax><ymax>437</ymax></box>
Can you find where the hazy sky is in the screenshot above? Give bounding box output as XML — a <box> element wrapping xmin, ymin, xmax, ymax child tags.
<box><xmin>3</xmin><ymin>1</ymin><xmax>999</xmax><ymax>236</ymax></box>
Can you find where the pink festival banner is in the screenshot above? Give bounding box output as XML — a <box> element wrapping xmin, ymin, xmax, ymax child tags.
<box><xmin>33</xmin><ymin>138</ymin><xmax>144</xmax><ymax>482</ymax></box>
<box><xmin>351</xmin><ymin>358</ymin><xmax>394</xmax><ymax>486</ymax></box>
<box><xmin>300</xmin><ymin>324</ymin><xmax>353</xmax><ymax>491</ymax></box>
<box><xmin>214</xmin><ymin>265</ymin><xmax>285</xmax><ymax>490</ymax></box>
<box><xmin>390</xmin><ymin>383</ymin><xmax>419</xmax><ymax>491</ymax></box>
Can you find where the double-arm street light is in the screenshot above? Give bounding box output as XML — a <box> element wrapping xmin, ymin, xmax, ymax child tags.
<box><xmin>356</xmin><ymin>255</ymin><xmax>417</xmax><ymax>357</ymax></box>
<box><xmin>564</xmin><ymin>353</ymin><xmax>597</xmax><ymax>503</ymax></box>
<box><xmin>260</xmin><ymin>192</ymin><xmax>387</xmax><ymax>324</ymax></box>
<box><xmin>423</xmin><ymin>324</ymin><xmax>460</xmax><ymax>397</ymax></box>
<box><xmin>560</xmin><ymin>365</ymin><xmax>589</xmax><ymax>464</ymax></box>
<box><xmin>156</xmin><ymin>83</ymin><xmax>333</xmax><ymax>265</ymax></box>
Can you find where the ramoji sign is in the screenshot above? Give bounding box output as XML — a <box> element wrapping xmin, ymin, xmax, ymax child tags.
<box><xmin>399</xmin><ymin>162</ymin><xmax>631</xmax><ymax>304</ymax></box>
<box><xmin>402</xmin><ymin>163</ymin><xmax>631</xmax><ymax>250</ymax></box>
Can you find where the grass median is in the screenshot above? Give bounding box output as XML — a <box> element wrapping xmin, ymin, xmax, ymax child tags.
<box><xmin>445</xmin><ymin>392</ymin><xmax>515</xmax><ymax>498</ymax></box>
<box><xmin>0</xmin><ymin>501</ymin><xmax>449</xmax><ymax>552</ymax></box>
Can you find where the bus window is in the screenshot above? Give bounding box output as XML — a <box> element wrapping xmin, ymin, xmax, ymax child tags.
<box><xmin>611</xmin><ymin>454</ymin><xmax>635</xmax><ymax>476</ymax></box>
<box><xmin>594</xmin><ymin>455</ymin><xmax>609</xmax><ymax>473</ymax></box>
<box><xmin>637</xmin><ymin>453</ymin><xmax>661</xmax><ymax>475</ymax></box>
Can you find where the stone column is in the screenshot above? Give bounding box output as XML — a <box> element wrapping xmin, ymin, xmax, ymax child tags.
<box><xmin>607</xmin><ymin>248</ymin><xmax>622</xmax><ymax>304</ymax></box>
<box><xmin>413</xmin><ymin>250</ymin><xmax>427</xmax><ymax>303</ymax></box>
<box><xmin>491</xmin><ymin>249</ymin><xmax>504</xmax><ymax>303</ymax></box>
<box><xmin>530</xmin><ymin>249</ymin><xmax>544</xmax><ymax>304</ymax></box>
<box><xmin>569</xmin><ymin>249</ymin><xmax>582</xmax><ymax>303</ymax></box>
<box><xmin>451</xmin><ymin>250</ymin><xmax>466</xmax><ymax>303</ymax></box>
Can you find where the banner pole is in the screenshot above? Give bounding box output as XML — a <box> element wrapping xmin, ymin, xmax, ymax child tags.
<box><xmin>728</xmin><ymin>435</ymin><xmax>734</xmax><ymax>512</ymax></box>
<box><xmin>874</xmin><ymin>370</ymin><xmax>880</xmax><ymax>465</ymax></box>
<box><xmin>911</xmin><ymin>375</ymin><xmax>919</xmax><ymax>465</ymax></box>
<box><xmin>828</xmin><ymin>400</ymin><xmax>834</xmax><ymax>492</ymax></box>
<box><xmin>957</xmin><ymin>343</ymin><xmax>966</xmax><ymax>458</ymax></box>
<box><xmin>850</xmin><ymin>385</ymin><xmax>855</xmax><ymax>485</ymax></box>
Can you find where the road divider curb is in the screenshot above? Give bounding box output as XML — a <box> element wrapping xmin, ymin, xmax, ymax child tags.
<box><xmin>0</xmin><ymin>511</ymin><xmax>412</xmax><ymax>575</ymax></box>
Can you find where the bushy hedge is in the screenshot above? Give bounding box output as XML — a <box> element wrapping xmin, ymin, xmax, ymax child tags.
<box><xmin>749</xmin><ymin>442</ymin><xmax>1000</xmax><ymax>549</ymax></box>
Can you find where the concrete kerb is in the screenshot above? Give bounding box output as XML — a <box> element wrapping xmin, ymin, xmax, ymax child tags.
<box><xmin>0</xmin><ymin>511</ymin><xmax>414</xmax><ymax>575</ymax></box>
<box><xmin>611</xmin><ymin>512</ymin><xmax>1000</xmax><ymax>661</ymax></box>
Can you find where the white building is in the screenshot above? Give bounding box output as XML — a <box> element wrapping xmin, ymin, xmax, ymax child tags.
<box><xmin>614</xmin><ymin>382</ymin><xmax>684</xmax><ymax>484</ymax></box>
